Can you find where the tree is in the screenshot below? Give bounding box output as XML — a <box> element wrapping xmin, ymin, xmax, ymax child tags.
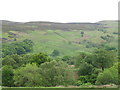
<box><xmin>3</xmin><ymin>54</ymin><xmax>32</xmax><ymax>69</ymax></box>
<box><xmin>14</xmin><ymin>42</ymin><xmax>26</xmax><ymax>55</ymax></box>
<box><xmin>2</xmin><ymin>39</ymin><xmax>33</xmax><ymax>57</ymax></box>
<box><xmin>62</xmin><ymin>56</ymin><xmax>74</xmax><ymax>65</ymax></box>
<box><xmin>80</xmin><ymin>32</ymin><xmax>84</xmax><ymax>37</ymax></box>
<box><xmin>96</xmin><ymin>64</ymin><xmax>118</xmax><ymax>85</ymax></box>
<box><xmin>8</xmin><ymin>54</ymin><xmax>25</xmax><ymax>69</ymax></box>
<box><xmin>39</xmin><ymin>60</ymin><xmax>75</xmax><ymax>86</ymax></box>
<box><xmin>2</xmin><ymin>56</ymin><xmax>16</xmax><ymax>67</ymax></box>
<box><xmin>74</xmin><ymin>52</ymin><xmax>89</xmax><ymax>67</ymax></box>
<box><xmin>78</xmin><ymin>62</ymin><xmax>94</xmax><ymax>76</ymax></box>
<box><xmin>92</xmin><ymin>48</ymin><xmax>115</xmax><ymax>71</ymax></box>
<box><xmin>21</xmin><ymin>54</ymin><xmax>33</xmax><ymax>65</ymax></box>
<box><xmin>2</xmin><ymin>65</ymin><xmax>14</xmax><ymax>86</ymax></box>
<box><xmin>23</xmin><ymin>39</ymin><xmax>33</xmax><ymax>52</ymax></box>
<box><xmin>51</xmin><ymin>49</ymin><xmax>60</xmax><ymax>57</ymax></box>
<box><xmin>2</xmin><ymin>43</ymin><xmax>17</xmax><ymax>57</ymax></box>
<box><xmin>22</xmin><ymin>43</ymin><xmax>33</xmax><ymax>52</ymax></box>
<box><xmin>105</xmin><ymin>45</ymin><xmax>117</xmax><ymax>51</ymax></box>
<box><xmin>31</xmin><ymin>52</ymin><xmax>52</xmax><ymax>66</ymax></box>
<box><xmin>23</xmin><ymin>39</ymin><xmax>33</xmax><ymax>47</ymax></box>
<box><xmin>14</xmin><ymin>64</ymin><xmax>43</xmax><ymax>87</ymax></box>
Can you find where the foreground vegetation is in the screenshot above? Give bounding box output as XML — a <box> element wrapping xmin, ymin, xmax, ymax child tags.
<box><xmin>2</xmin><ymin>39</ymin><xmax>119</xmax><ymax>87</ymax></box>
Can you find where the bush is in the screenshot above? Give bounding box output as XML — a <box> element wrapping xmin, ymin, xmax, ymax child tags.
<box><xmin>75</xmin><ymin>52</ymin><xmax>89</xmax><ymax>67</ymax></box>
<box><xmin>100</xmin><ymin>35</ymin><xmax>113</xmax><ymax>42</ymax></box>
<box><xmin>2</xmin><ymin>65</ymin><xmax>14</xmax><ymax>86</ymax></box>
<box><xmin>2</xmin><ymin>56</ymin><xmax>16</xmax><ymax>67</ymax></box>
<box><xmin>62</xmin><ymin>56</ymin><xmax>74</xmax><ymax>65</ymax></box>
<box><xmin>2</xmin><ymin>39</ymin><xmax>33</xmax><ymax>57</ymax></box>
<box><xmin>78</xmin><ymin>74</ymin><xmax>98</xmax><ymax>85</ymax></box>
<box><xmin>79</xmin><ymin>76</ymin><xmax>88</xmax><ymax>84</ymax></box>
<box><xmin>96</xmin><ymin>66</ymin><xmax>118</xmax><ymax>85</ymax></box>
<box><xmin>50</xmin><ymin>49</ymin><xmax>60</xmax><ymax>57</ymax></box>
<box><xmin>14</xmin><ymin>63</ymin><xmax>43</xmax><ymax>87</ymax></box>
<box><xmin>78</xmin><ymin>62</ymin><xmax>94</xmax><ymax>76</ymax></box>
<box><xmin>92</xmin><ymin>48</ymin><xmax>115</xmax><ymax>71</ymax></box>
<box><xmin>39</xmin><ymin>60</ymin><xmax>75</xmax><ymax>86</ymax></box>
<box><xmin>74</xmin><ymin>80</ymin><xmax>83</xmax><ymax>86</ymax></box>
<box><xmin>31</xmin><ymin>52</ymin><xmax>52</xmax><ymax>66</ymax></box>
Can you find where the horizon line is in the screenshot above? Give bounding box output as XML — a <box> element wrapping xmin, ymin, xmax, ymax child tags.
<box><xmin>0</xmin><ymin>19</ymin><xmax>118</xmax><ymax>23</ymax></box>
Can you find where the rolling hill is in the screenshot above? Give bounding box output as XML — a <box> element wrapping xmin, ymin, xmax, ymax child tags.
<box><xmin>1</xmin><ymin>20</ymin><xmax>118</xmax><ymax>57</ymax></box>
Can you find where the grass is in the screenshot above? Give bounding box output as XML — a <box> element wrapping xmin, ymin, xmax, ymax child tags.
<box><xmin>3</xmin><ymin>29</ymin><xmax>118</xmax><ymax>57</ymax></box>
<box><xmin>2</xmin><ymin>84</ymin><xmax>118</xmax><ymax>89</ymax></box>
<box><xmin>2</xmin><ymin>21</ymin><xmax>118</xmax><ymax>57</ymax></box>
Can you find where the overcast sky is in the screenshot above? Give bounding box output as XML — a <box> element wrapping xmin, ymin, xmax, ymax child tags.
<box><xmin>0</xmin><ymin>0</ymin><xmax>119</xmax><ymax>23</ymax></box>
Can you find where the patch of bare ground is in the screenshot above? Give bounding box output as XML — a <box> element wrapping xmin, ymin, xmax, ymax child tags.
<box><xmin>67</xmin><ymin>85</ymin><xmax>79</xmax><ymax>88</ymax></box>
<box><xmin>79</xmin><ymin>84</ymin><xmax>118</xmax><ymax>88</ymax></box>
<box><xmin>55</xmin><ymin>85</ymin><xmax>78</xmax><ymax>88</ymax></box>
<box><xmin>95</xmin><ymin>84</ymin><xmax>118</xmax><ymax>88</ymax></box>
<box><xmin>56</xmin><ymin>84</ymin><xmax>118</xmax><ymax>88</ymax></box>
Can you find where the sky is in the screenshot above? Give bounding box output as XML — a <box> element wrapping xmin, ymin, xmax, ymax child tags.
<box><xmin>0</xmin><ymin>0</ymin><xmax>119</xmax><ymax>23</ymax></box>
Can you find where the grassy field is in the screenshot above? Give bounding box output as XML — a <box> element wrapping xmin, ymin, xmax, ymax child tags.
<box><xmin>2</xmin><ymin>20</ymin><xmax>118</xmax><ymax>57</ymax></box>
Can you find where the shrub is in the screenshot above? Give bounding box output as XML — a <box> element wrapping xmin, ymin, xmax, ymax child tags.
<box><xmin>74</xmin><ymin>80</ymin><xmax>83</xmax><ymax>86</ymax></box>
<box><xmin>50</xmin><ymin>49</ymin><xmax>60</xmax><ymax>57</ymax></box>
<box><xmin>31</xmin><ymin>52</ymin><xmax>52</xmax><ymax>66</ymax></box>
<box><xmin>39</xmin><ymin>60</ymin><xmax>75</xmax><ymax>86</ymax></box>
<box><xmin>96</xmin><ymin>66</ymin><xmax>118</xmax><ymax>85</ymax></box>
<box><xmin>78</xmin><ymin>62</ymin><xmax>94</xmax><ymax>76</ymax></box>
<box><xmin>14</xmin><ymin>63</ymin><xmax>43</xmax><ymax>87</ymax></box>
<box><xmin>2</xmin><ymin>65</ymin><xmax>14</xmax><ymax>86</ymax></box>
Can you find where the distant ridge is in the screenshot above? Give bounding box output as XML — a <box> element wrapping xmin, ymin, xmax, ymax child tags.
<box><xmin>1</xmin><ymin>20</ymin><xmax>117</xmax><ymax>32</ymax></box>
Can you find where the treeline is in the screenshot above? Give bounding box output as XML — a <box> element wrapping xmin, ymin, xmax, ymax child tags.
<box><xmin>2</xmin><ymin>39</ymin><xmax>33</xmax><ymax>57</ymax></box>
<box><xmin>2</xmin><ymin>53</ymin><xmax>74</xmax><ymax>87</ymax></box>
<box><xmin>74</xmin><ymin>49</ymin><xmax>118</xmax><ymax>85</ymax></box>
<box><xmin>2</xmin><ymin>44</ymin><xmax>119</xmax><ymax>87</ymax></box>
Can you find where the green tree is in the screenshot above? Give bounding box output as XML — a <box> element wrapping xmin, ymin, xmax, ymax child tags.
<box><xmin>96</xmin><ymin>64</ymin><xmax>118</xmax><ymax>85</ymax></box>
<box><xmin>23</xmin><ymin>39</ymin><xmax>33</xmax><ymax>47</ymax></box>
<box><xmin>21</xmin><ymin>54</ymin><xmax>33</xmax><ymax>65</ymax></box>
<box><xmin>2</xmin><ymin>39</ymin><xmax>33</xmax><ymax>57</ymax></box>
<box><xmin>51</xmin><ymin>49</ymin><xmax>60</xmax><ymax>57</ymax></box>
<box><xmin>31</xmin><ymin>52</ymin><xmax>52</xmax><ymax>66</ymax></box>
<box><xmin>80</xmin><ymin>32</ymin><xmax>84</xmax><ymax>37</ymax></box>
<box><xmin>39</xmin><ymin>60</ymin><xmax>75</xmax><ymax>86</ymax></box>
<box><xmin>2</xmin><ymin>66</ymin><xmax>14</xmax><ymax>86</ymax></box>
<box><xmin>3</xmin><ymin>54</ymin><xmax>32</xmax><ymax>69</ymax></box>
<box><xmin>62</xmin><ymin>56</ymin><xmax>74</xmax><ymax>65</ymax></box>
<box><xmin>105</xmin><ymin>45</ymin><xmax>117</xmax><ymax>51</ymax></box>
<box><xmin>74</xmin><ymin>52</ymin><xmax>89</xmax><ymax>67</ymax></box>
<box><xmin>14</xmin><ymin>64</ymin><xmax>43</xmax><ymax>87</ymax></box>
<box><xmin>14</xmin><ymin>42</ymin><xmax>26</xmax><ymax>55</ymax></box>
<box><xmin>2</xmin><ymin>43</ymin><xmax>17</xmax><ymax>57</ymax></box>
<box><xmin>92</xmin><ymin>48</ymin><xmax>115</xmax><ymax>71</ymax></box>
<box><xmin>78</xmin><ymin>62</ymin><xmax>94</xmax><ymax>76</ymax></box>
<box><xmin>23</xmin><ymin>39</ymin><xmax>33</xmax><ymax>52</ymax></box>
<box><xmin>9</xmin><ymin>54</ymin><xmax>25</xmax><ymax>69</ymax></box>
<box><xmin>2</xmin><ymin>56</ymin><xmax>16</xmax><ymax>67</ymax></box>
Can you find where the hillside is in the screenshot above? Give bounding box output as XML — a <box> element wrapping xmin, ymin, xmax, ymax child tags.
<box><xmin>2</xmin><ymin>20</ymin><xmax>104</xmax><ymax>32</ymax></box>
<box><xmin>1</xmin><ymin>20</ymin><xmax>118</xmax><ymax>56</ymax></box>
<box><xmin>1</xmin><ymin>20</ymin><xmax>118</xmax><ymax>88</ymax></box>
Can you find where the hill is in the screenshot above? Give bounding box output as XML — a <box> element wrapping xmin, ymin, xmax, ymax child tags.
<box><xmin>1</xmin><ymin>20</ymin><xmax>118</xmax><ymax>57</ymax></box>
<box><xmin>1</xmin><ymin>20</ymin><xmax>104</xmax><ymax>32</ymax></box>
